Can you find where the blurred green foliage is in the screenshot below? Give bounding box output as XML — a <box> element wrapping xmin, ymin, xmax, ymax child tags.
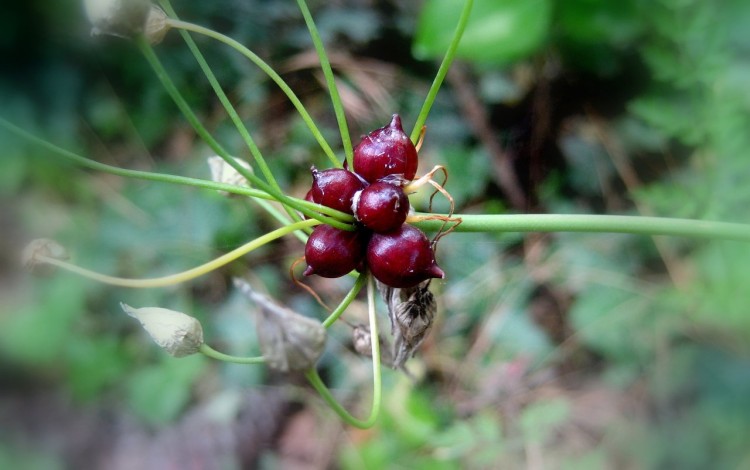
<box><xmin>414</xmin><ymin>0</ymin><xmax>552</xmax><ymax>66</ymax></box>
<box><xmin>1</xmin><ymin>0</ymin><xmax>750</xmax><ymax>468</ymax></box>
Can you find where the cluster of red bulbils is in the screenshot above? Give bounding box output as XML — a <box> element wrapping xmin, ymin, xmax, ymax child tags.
<box><xmin>302</xmin><ymin>115</ymin><xmax>445</xmax><ymax>289</ymax></box>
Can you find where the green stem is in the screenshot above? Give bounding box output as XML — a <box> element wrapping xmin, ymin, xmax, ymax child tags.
<box><xmin>412</xmin><ymin>213</ymin><xmax>750</xmax><ymax>242</ymax></box>
<box><xmin>160</xmin><ymin>0</ymin><xmax>305</xmax><ymax>229</ymax></box>
<box><xmin>38</xmin><ymin>219</ymin><xmax>320</xmax><ymax>288</ymax></box>
<box><xmin>0</xmin><ymin>117</ymin><xmax>269</xmax><ymax>199</ymax></box>
<box><xmin>253</xmin><ymin>198</ymin><xmax>308</xmax><ymax>244</ymax></box>
<box><xmin>305</xmin><ymin>275</ymin><xmax>382</xmax><ymax>429</ymax></box>
<box><xmin>165</xmin><ymin>19</ymin><xmax>341</xmax><ymax>169</ymax></box>
<box><xmin>410</xmin><ymin>0</ymin><xmax>474</xmax><ymax>143</ymax></box>
<box><xmin>200</xmin><ymin>344</ymin><xmax>265</xmax><ymax>364</ymax></box>
<box><xmin>138</xmin><ymin>39</ymin><xmax>353</xmax><ymax>229</ymax></box>
<box><xmin>322</xmin><ymin>273</ymin><xmax>367</xmax><ymax>328</ymax></box>
<box><xmin>0</xmin><ymin>116</ymin><xmax>350</xmax><ymax>229</ymax></box>
<box><xmin>159</xmin><ymin>0</ymin><xmax>281</xmax><ymax>192</ymax></box>
<box><xmin>295</xmin><ymin>0</ymin><xmax>353</xmax><ymax>168</ymax></box>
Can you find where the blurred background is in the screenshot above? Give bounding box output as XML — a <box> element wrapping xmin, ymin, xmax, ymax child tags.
<box><xmin>2</xmin><ymin>0</ymin><xmax>750</xmax><ymax>468</ymax></box>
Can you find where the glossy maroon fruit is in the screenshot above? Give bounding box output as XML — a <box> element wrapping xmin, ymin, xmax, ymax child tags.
<box><xmin>366</xmin><ymin>224</ymin><xmax>445</xmax><ymax>288</ymax></box>
<box><xmin>304</xmin><ymin>225</ymin><xmax>366</xmax><ymax>278</ymax></box>
<box><xmin>354</xmin><ymin>181</ymin><xmax>409</xmax><ymax>233</ymax></box>
<box><xmin>310</xmin><ymin>167</ymin><xmax>366</xmax><ymax>214</ymax></box>
<box><xmin>353</xmin><ymin>114</ymin><xmax>418</xmax><ymax>183</ymax></box>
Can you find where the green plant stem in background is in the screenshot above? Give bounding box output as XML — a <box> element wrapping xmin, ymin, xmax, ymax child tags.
<box><xmin>165</xmin><ymin>19</ymin><xmax>341</xmax><ymax>169</ymax></box>
<box><xmin>200</xmin><ymin>344</ymin><xmax>265</xmax><ymax>364</ymax></box>
<box><xmin>36</xmin><ymin>219</ymin><xmax>321</xmax><ymax>288</ymax></box>
<box><xmin>322</xmin><ymin>273</ymin><xmax>367</xmax><ymax>328</ymax></box>
<box><xmin>0</xmin><ymin>117</ymin><xmax>267</xmax><ymax>197</ymax></box>
<box><xmin>295</xmin><ymin>0</ymin><xmax>354</xmax><ymax>168</ymax></box>
<box><xmin>413</xmin><ymin>213</ymin><xmax>750</xmax><ymax>242</ymax></box>
<box><xmin>0</xmin><ymin>118</ymin><xmax>352</xmax><ymax>227</ymax></box>
<box><xmin>138</xmin><ymin>39</ymin><xmax>353</xmax><ymax>230</ymax></box>
<box><xmin>7</xmin><ymin>112</ymin><xmax>746</xmax><ymax>244</ymax></box>
<box><xmin>137</xmin><ymin>40</ymin><xmax>268</xmax><ymax>195</ymax></box>
<box><xmin>410</xmin><ymin>0</ymin><xmax>474</xmax><ymax>143</ymax></box>
<box><xmin>158</xmin><ymin>1</ymin><xmax>280</xmax><ymax>193</ymax></box>
<box><xmin>305</xmin><ymin>274</ymin><xmax>382</xmax><ymax>429</ymax></box>
<box><xmin>159</xmin><ymin>0</ymin><xmax>305</xmax><ymax>229</ymax></box>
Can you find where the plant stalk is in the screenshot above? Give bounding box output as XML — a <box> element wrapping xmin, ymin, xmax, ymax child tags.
<box><xmin>200</xmin><ymin>344</ymin><xmax>265</xmax><ymax>364</ymax></box>
<box><xmin>305</xmin><ymin>274</ymin><xmax>382</xmax><ymax>429</ymax></box>
<box><xmin>412</xmin><ymin>213</ymin><xmax>750</xmax><ymax>242</ymax></box>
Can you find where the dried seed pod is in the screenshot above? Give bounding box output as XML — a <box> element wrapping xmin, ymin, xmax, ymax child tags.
<box><xmin>21</xmin><ymin>238</ymin><xmax>69</xmax><ymax>276</ymax></box>
<box><xmin>233</xmin><ymin>278</ymin><xmax>326</xmax><ymax>372</ymax></box>
<box><xmin>352</xmin><ymin>324</ymin><xmax>393</xmax><ymax>367</ymax></box>
<box><xmin>121</xmin><ymin>303</ymin><xmax>204</xmax><ymax>357</ymax></box>
<box><xmin>378</xmin><ymin>280</ymin><xmax>436</xmax><ymax>368</ymax></box>
<box><xmin>144</xmin><ymin>6</ymin><xmax>170</xmax><ymax>44</ymax></box>
<box><xmin>84</xmin><ymin>0</ymin><xmax>151</xmax><ymax>38</ymax></box>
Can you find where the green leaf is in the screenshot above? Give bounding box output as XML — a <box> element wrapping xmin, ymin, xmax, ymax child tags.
<box><xmin>556</xmin><ymin>0</ymin><xmax>643</xmax><ymax>74</ymax></box>
<box><xmin>383</xmin><ymin>382</ymin><xmax>441</xmax><ymax>446</ymax></box>
<box><xmin>414</xmin><ymin>0</ymin><xmax>551</xmax><ymax>66</ymax></box>
<box><xmin>0</xmin><ymin>277</ymin><xmax>88</xmax><ymax>366</ymax></box>
<box><xmin>0</xmin><ymin>443</ymin><xmax>62</xmax><ymax>470</ymax></box>
<box><xmin>629</xmin><ymin>93</ymin><xmax>705</xmax><ymax>146</ymax></box>
<box><xmin>569</xmin><ymin>285</ymin><xmax>653</xmax><ymax>362</ymax></box>
<box><xmin>66</xmin><ymin>336</ymin><xmax>131</xmax><ymax>402</ymax></box>
<box><xmin>431</xmin><ymin>412</ymin><xmax>504</xmax><ymax>463</ymax></box>
<box><xmin>126</xmin><ymin>354</ymin><xmax>206</xmax><ymax>425</ymax></box>
<box><xmin>412</xmin><ymin>146</ymin><xmax>492</xmax><ymax>211</ymax></box>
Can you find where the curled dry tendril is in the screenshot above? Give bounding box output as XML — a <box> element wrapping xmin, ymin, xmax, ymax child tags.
<box><xmin>406</xmin><ymin>164</ymin><xmax>462</xmax><ymax>248</ymax></box>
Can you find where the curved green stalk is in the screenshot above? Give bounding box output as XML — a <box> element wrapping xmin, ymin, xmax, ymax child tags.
<box><xmin>200</xmin><ymin>344</ymin><xmax>265</xmax><ymax>364</ymax></box>
<box><xmin>322</xmin><ymin>273</ymin><xmax>367</xmax><ymax>328</ymax></box>
<box><xmin>138</xmin><ymin>39</ymin><xmax>352</xmax><ymax>229</ymax></box>
<box><xmin>411</xmin><ymin>213</ymin><xmax>750</xmax><ymax>242</ymax></box>
<box><xmin>0</xmin><ymin>117</ymin><xmax>351</xmax><ymax>233</ymax></box>
<box><xmin>0</xmin><ymin>117</ymin><xmax>269</xmax><ymax>199</ymax></box>
<box><xmin>159</xmin><ymin>0</ymin><xmax>305</xmax><ymax>229</ymax></box>
<box><xmin>253</xmin><ymin>198</ymin><xmax>308</xmax><ymax>244</ymax></box>
<box><xmin>410</xmin><ymin>0</ymin><xmax>474</xmax><ymax>143</ymax></box>
<box><xmin>164</xmin><ymin>19</ymin><xmax>341</xmax><ymax>168</ymax></box>
<box><xmin>305</xmin><ymin>275</ymin><xmax>382</xmax><ymax>429</ymax></box>
<box><xmin>158</xmin><ymin>0</ymin><xmax>281</xmax><ymax>192</ymax></box>
<box><xmin>37</xmin><ymin>219</ymin><xmax>321</xmax><ymax>288</ymax></box>
<box><xmin>295</xmin><ymin>0</ymin><xmax>353</xmax><ymax>168</ymax></box>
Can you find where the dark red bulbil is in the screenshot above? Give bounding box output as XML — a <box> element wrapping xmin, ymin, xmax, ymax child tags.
<box><xmin>304</xmin><ymin>225</ymin><xmax>366</xmax><ymax>278</ymax></box>
<box><xmin>354</xmin><ymin>181</ymin><xmax>409</xmax><ymax>233</ymax></box>
<box><xmin>353</xmin><ymin>114</ymin><xmax>418</xmax><ymax>183</ymax></box>
<box><xmin>310</xmin><ymin>167</ymin><xmax>366</xmax><ymax>214</ymax></box>
<box><xmin>366</xmin><ymin>224</ymin><xmax>444</xmax><ymax>288</ymax></box>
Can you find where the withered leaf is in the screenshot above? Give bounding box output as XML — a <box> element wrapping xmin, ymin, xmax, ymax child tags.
<box><xmin>233</xmin><ymin>278</ymin><xmax>326</xmax><ymax>372</ymax></box>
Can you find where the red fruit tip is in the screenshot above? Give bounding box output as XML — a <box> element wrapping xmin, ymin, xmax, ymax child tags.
<box><xmin>389</xmin><ymin>114</ymin><xmax>403</xmax><ymax>131</ymax></box>
<box><xmin>303</xmin><ymin>265</ymin><xmax>315</xmax><ymax>276</ymax></box>
<box><xmin>428</xmin><ymin>265</ymin><xmax>445</xmax><ymax>280</ymax></box>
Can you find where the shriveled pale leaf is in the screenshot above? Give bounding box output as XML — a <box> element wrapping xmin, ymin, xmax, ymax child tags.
<box><xmin>233</xmin><ymin>279</ymin><xmax>326</xmax><ymax>372</ymax></box>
